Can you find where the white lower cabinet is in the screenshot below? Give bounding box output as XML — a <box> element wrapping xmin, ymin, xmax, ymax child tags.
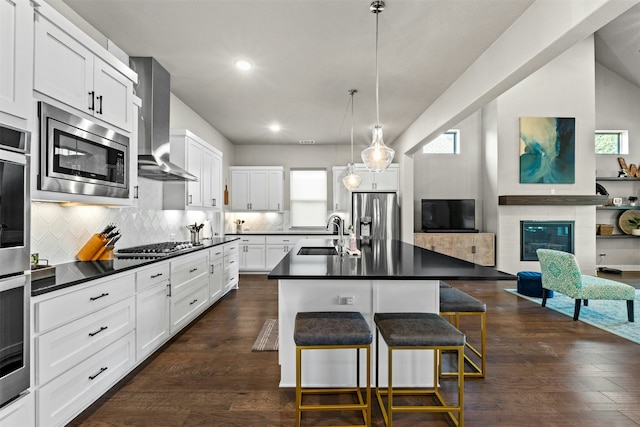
<box><xmin>238</xmin><ymin>235</ymin><xmax>266</xmax><ymax>271</ymax></box>
<box><xmin>265</xmin><ymin>235</ymin><xmax>302</xmax><ymax>270</ymax></box>
<box><xmin>209</xmin><ymin>246</ymin><xmax>225</xmax><ymax>303</ymax></box>
<box><xmin>135</xmin><ymin>262</ymin><xmax>171</xmax><ymax>361</ymax></box>
<box><xmin>0</xmin><ymin>392</ymin><xmax>34</xmax><ymax>427</ymax></box>
<box><xmin>170</xmin><ymin>252</ymin><xmax>209</xmax><ymax>333</ymax></box>
<box><xmin>31</xmin><ymin>244</ymin><xmax>239</xmax><ymax>426</ymax></box>
<box><xmin>224</xmin><ymin>241</ymin><xmax>240</xmax><ymax>292</ymax></box>
<box><xmin>36</xmin><ymin>331</ymin><xmax>135</xmax><ymax>427</ymax></box>
<box><xmin>36</xmin><ymin>297</ymin><xmax>135</xmax><ymax>385</ymax></box>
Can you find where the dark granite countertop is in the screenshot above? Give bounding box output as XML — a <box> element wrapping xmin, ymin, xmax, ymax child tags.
<box><xmin>31</xmin><ymin>237</ymin><xmax>239</xmax><ymax>297</ymax></box>
<box><xmin>225</xmin><ymin>231</ymin><xmax>343</xmax><ymax>236</ymax></box>
<box><xmin>267</xmin><ymin>238</ymin><xmax>516</xmax><ymax>281</ymax></box>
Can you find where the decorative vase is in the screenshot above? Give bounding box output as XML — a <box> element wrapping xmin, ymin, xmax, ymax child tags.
<box><xmin>236</xmin><ymin>224</ymin><xmax>242</xmax><ymax>234</ymax></box>
<box><xmin>632</xmin><ymin>229</ymin><xmax>640</xmax><ymax>236</ymax></box>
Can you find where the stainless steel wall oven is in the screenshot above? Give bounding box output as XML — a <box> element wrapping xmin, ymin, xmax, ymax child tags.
<box><xmin>0</xmin><ymin>124</ymin><xmax>30</xmax><ymax>407</ymax></box>
<box><xmin>38</xmin><ymin>102</ymin><xmax>130</xmax><ymax>198</ymax></box>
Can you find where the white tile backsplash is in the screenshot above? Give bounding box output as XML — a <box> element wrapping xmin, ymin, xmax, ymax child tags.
<box><xmin>31</xmin><ymin>178</ymin><xmax>221</xmax><ymax>265</ymax></box>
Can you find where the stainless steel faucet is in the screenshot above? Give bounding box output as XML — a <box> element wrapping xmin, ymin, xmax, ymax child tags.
<box><xmin>327</xmin><ymin>214</ymin><xmax>346</xmax><ymax>254</ymax></box>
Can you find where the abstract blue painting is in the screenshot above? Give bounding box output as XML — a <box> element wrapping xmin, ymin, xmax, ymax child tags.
<box><xmin>519</xmin><ymin>117</ymin><xmax>575</xmax><ymax>183</ymax></box>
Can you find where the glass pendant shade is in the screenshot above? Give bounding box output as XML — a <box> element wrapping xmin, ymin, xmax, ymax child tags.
<box><xmin>343</xmin><ymin>162</ymin><xmax>361</xmax><ymax>191</ymax></box>
<box><xmin>361</xmin><ymin>125</ymin><xmax>394</xmax><ymax>172</ymax></box>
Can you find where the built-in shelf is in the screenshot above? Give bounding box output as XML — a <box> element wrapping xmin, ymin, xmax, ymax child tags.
<box><xmin>596</xmin><ymin>234</ymin><xmax>640</xmax><ymax>239</ymax></box>
<box><xmin>596</xmin><ymin>177</ymin><xmax>640</xmax><ymax>181</ymax></box>
<box><xmin>498</xmin><ymin>195</ymin><xmax>608</xmax><ymax>206</ymax></box>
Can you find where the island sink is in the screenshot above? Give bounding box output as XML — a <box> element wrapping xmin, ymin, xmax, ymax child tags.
<box><xmin>297</xmin><ymin>247</ymin><xmax>338</xmax><ymax>256</ymax></box>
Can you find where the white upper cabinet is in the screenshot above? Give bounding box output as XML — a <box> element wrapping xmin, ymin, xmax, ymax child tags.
<box><xmin>33</xmin><ymin>9</ymin><xmax>134</xmax><ymax>132</ymax></box>
<box><xmin>163</xmin><ymin>129</ymin><xmax>223</xmax><ymax>210</ymax></box>
<box><xmin>332</xmin><ymin>164</ymin><xmax>399</xmax><ymax>211</ymax></box>
<box><xmin>230</xmin><ymin>166</ymin><xmax>284</xmax><ymax>212</ymax></box>
<box><xmin>354</xmin><ymin>163</ymin><xmax>399</xmax><ymax>191</ymax></box>
<box><xmin>0</xmin><ymin>0</ymin><xmax>33</xmax><ymax>129</ymax></box>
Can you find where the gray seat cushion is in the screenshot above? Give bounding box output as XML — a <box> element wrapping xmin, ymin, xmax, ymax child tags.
<box><xmin>440</xmin><ymin>287</ymin><xmax>486</xmax><ymax>313</ymax></box>
<box><xmin>374</xmin><ymin>312</ymin><xmax>465</xmax><ymax>347</ymax></box>
<box><xmin>294</xmin><ymin>311</ymin><xmax>372</xmax><ymax>346</ymax></box>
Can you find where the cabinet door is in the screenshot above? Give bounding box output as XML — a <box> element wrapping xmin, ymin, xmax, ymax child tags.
<box><xmin>0</xmin><ymin>0</ymin><xmax>32</xmax><ymax>126</ymax></box>
<box><xmin>186</xmin><ymin>139</ymin><xmax>203</xmax><ymax>206</ymax></box>
<box><xmin>242</xmin><ymin>245</ymin><xmax>266</xmax><ymax>270</ymax></box>
<box><xmin>249</xmin><ymin>170</ymin><xmax>269</xmax><ymax>210</ymax></box>
<box><xmin>34</xmin><ymin>14</ymin><xmax>94</xmax><ymax>114</ymax></box>
<box><xmin>373</xmin><ymin>166</ymin><xmax>399</xmax><ymax>191</ymax></box>
<box><xmin>266</xmin><ymin>245</ymin><xmax>287</xmax><ymax>270</ymax></box>
<box><xmin>209</xmin><ymin>151</ymin><xmax>222</xmax><ymax>209</ymax></box>
<box><xmin>268</xmin><ymin>170</ymin><xmax>283</xmax><ymax>211</ymax></box>
<box><xmin>332</xmin><ymin>167</ymin><xmax>350</xmax><ymax>211</ymax></box>
<box><xmin>472</xmin><ymin>234</ymin><xmax>495</xmax><ymax>266</ymax></box>
<box><xmin>93</xmin><ymin>57</ymin><xmax>133</xmax><ymax>132</ymax></box>
<box><xmin>231</xmin><ymin>170</ymin><xmax>250</xmax><ymax>210</ymax></box>
<box><xmin>202</xmin><ymin>149</ymin><xmax>214</xmax><ymax>208</ymax></box>
<box><xmin>209</xmin><ymin>257</ymin><xmax>224</xmax><ymax>303</ymax></box>
<box><xmin>355</xmin><ymin>167</ymin><xmax>375</xmax><ymax>191</ymax></box>
<box><xmin>136</xmin><ymin>282</ymin><xmax>170</xmax><ymax>361</ymax></box>
<box><xmin>0</xmin><ymin>391</ymin><xmax>34</xmax><ymax>427</ymax></box>
<box><xmin>451</xmin><ymin>235</ymin><xmax>474</xmax><ymax>263</ymax></box>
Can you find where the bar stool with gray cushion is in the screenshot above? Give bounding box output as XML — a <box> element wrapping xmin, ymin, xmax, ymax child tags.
<box><xmin>374</xmin><ymin>312</ymin><xmax>465</xmax><ymax>427</ymax></box>
<box><xmin>294</xmin><ymin>311</ymin><xmax>372</xmax><ymax>427</ymax></box>
<box><xmin>439</xmin><ymin>286</ymin><xmax>487</xmax><ymax>378</ymax></box>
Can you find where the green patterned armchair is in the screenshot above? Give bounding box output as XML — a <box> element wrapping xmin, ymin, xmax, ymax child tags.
<box><xmin>536</xmin><ymin>249</ymin><xmax>635</xmax><ymax>322</ymax></box>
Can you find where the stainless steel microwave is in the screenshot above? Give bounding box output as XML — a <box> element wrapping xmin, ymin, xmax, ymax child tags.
<box><xmin>38</xmin><ymin>102</ymin><xmax>129</xmax><ymax>198</ymax></box>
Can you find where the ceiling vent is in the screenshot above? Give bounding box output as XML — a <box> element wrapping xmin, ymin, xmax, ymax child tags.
<box><xmin>299</xmin><ymin>139</ymin><xmax>316</xmax><ymax>145</ymax></box>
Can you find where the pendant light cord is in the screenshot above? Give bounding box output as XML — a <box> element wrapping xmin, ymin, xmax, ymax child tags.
<box><xmin>375</xmin><ymin>7</ymin><xmax>380</xmax><ymax>128</ymax></box>
<box><xmin>349</xmin><ymin>89</ymin><xmax>356</xmax><ymax>161</ymax></box>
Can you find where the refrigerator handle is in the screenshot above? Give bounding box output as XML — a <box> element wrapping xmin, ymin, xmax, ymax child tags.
<box><xmin>373</xmin><ymin>198</ymin><xmax>379</xmax><ymax>235</ymax></box>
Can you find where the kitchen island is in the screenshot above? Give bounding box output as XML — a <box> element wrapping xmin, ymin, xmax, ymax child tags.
<box><xmin>268</xmin><ymin>238</ymin><xmax>515</xmax><ymax>388</ymax></box>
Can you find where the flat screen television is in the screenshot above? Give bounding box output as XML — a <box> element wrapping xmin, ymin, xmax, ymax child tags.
<box><xmin>421</xmin><ymin>199</ymin><xmax>476</xmax><ymax>232</ymax></box>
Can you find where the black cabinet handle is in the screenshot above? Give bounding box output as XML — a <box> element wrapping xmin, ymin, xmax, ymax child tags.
<box><xmin>97</xmin><ymin>95</ymin><xmax>103</xmax><ymax>114</ymax></box>
<box><xmin>89</xmin><ymin>367</ymin><xmax>108</xmax><ymax>380</ymax></box>
<box><xmin>189</xmin><ymin>268</ymin><xmax>198</xmax><ymax>273</ymax></box>
<box><xmin>134</xmin><ymin>185</ymin><xmax>139</xmax><ymax>199</ymax></box>
<box><xmin>90</xmin><ymin>292</ymin><xmax>109</xmax><ymax>301</ymax></box>
<box><xmin>88</xmin><ymin>326</ymin><xmax>108</xmax><ymax>337</ymax></box>
<box><xmin>151</xmin><ymin>273</ymin><xmax>163</xmax><ymax>278</ymax></box>
<box><xmin>189</xmin><ymin>299</ymin><xmax>198</xmax><ymax>305</ymax></box>
<box><xmin>88</xmin><ymin>91</ymin><xmax>95</xmax><ymax>111</ymax></box>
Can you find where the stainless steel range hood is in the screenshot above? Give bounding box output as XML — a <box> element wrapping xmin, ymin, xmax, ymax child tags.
<box><xmin>130</xmin><ymin>57</ymin><xmax>197</xmax><ymax>181</ymax></box>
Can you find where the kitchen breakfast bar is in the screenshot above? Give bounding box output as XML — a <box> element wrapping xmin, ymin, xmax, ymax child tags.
<box><xmin>267</xmin><ymin>238</ymin><xmax>515</xmax><ymax>388</ymax></box>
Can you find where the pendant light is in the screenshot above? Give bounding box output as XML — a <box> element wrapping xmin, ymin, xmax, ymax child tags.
<box><xmin>361</xmin><ymin>0</ymin><xmax>395</xmax><ymax>172</ymax></box>
<box><xmin>343</xmin><ymin>89</ymin><xmax>361</xmax><ymax>191</ymax></box>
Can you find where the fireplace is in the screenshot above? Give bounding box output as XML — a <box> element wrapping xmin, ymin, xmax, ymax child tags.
<box><xmin>520</xmin><ymin>221</ymin><xmax>574</xmax><ymax>261</ymax></box>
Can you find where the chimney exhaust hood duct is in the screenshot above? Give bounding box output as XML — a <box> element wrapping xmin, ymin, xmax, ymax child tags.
<box><xmin>130</xmin><ymin>57</ymin><xmax>197</xmax><ymax>181</ymax></box>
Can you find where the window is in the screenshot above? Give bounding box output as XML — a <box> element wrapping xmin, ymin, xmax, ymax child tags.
<box><xmin>422</xmin><ymin>130</ymin><xmax>460</xmax><ymax>154</ymax></box>
<box><xmin>290</xmin><ymin>169</ymin><xmax>327</xmax><ymax>227</ymax></box>
<box><xmin>595</xmin><ymin>130</ymin><xmax>628</xmax><ymax>154</ymax></box>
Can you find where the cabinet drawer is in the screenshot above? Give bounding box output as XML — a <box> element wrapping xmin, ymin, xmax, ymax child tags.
<box><xmin>36</xmin><ymin>297</ymin><xmax>135</xmax><ymax>386</ymax></box>
<box><xmin>136</xmin><ymin>262</ymin><xmax>170</xmax><ymax>291</ymax></box>
<box><xmin>209</xmin><ymin>245</ymin><xmax>224</xmax><ymax>261</ymax></box>
<box><xmin>266</xmin><ymin>235</ymin><xmax>302</xmax><ymax>245</ymax></box>
<box><xmin>170</xmin><ymin>252</ymin><xmax>209</xmax><ymax>290</ymax></box>
<box><xmin>237</xmin><ymin>235</ymin><xmax>265</xmax><ymax>245</ymax></box>
<box><xmin>224</xmin><ymin>241</ymin><xmax>239</xmax><ymax>257</ymax></box>
<box><xmin>171</xmin><ymin>279</ymin><xmax>209</xmax><ymax>333</ymax></box>
<box><xmin>35</xmin><ymin>274</ymin><xmax>134</xmax><ymax>333</ymax></box>
<box><xmin>37</xmin><ymin>331</ymin><xmax>135</xmax><ymax>427</ymax></box>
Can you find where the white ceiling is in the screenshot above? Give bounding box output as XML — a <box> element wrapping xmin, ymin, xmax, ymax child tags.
<box><xmin>59</xmin><ymin>0</ymin><xmax>639</xmax><ymax>147</ymax></box>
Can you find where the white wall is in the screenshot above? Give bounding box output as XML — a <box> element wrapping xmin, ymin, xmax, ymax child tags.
<box><xmin>491</xmin><ymin>37</ymin><xmax>597</xmax><ymax>275</ymax></box>
<box><xmin>412</xmin><ymin>111</ymin><xmax>483</xmax><ymax>232</ymax></box>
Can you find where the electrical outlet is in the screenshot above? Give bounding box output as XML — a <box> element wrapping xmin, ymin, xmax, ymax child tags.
<box><xmin>339</xmin><ymin>295</ymin><xmax>355</xmax><ymax>305</ymax></box>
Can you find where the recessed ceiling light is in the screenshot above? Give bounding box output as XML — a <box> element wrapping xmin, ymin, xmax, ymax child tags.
<box><xmin>269</xmin><ymin>123</ymin><xmax>281</xmax><ymax>132</ymax></box>
<box><xmin>235</xmin><ymin>59</ymin><xmax>253</xmax><ymax>71</ymax></box>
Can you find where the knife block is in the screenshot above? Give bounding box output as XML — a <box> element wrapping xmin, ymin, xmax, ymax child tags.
<box><xmin>77</xmin><ymin>234</ymin><xmax>107</xmax><ymax>261</ymax></box>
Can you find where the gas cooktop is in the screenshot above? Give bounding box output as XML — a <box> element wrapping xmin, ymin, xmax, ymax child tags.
<box><xmin>115</xmin><ymin>241</ymin><xmax>198</xmax><ymax>259</ymax></box>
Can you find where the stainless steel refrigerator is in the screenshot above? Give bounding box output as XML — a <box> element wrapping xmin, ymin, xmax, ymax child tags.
<box><xmin>352</xmin><ymin>192</ymin><xmax>399</xmax><ymax>240</ymax></box>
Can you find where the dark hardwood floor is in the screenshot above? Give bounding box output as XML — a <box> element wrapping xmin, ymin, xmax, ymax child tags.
<box><xmin>69</xmin><ymin>274</ymin><xmax>640</xmax><ymax>427</ymax></box>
